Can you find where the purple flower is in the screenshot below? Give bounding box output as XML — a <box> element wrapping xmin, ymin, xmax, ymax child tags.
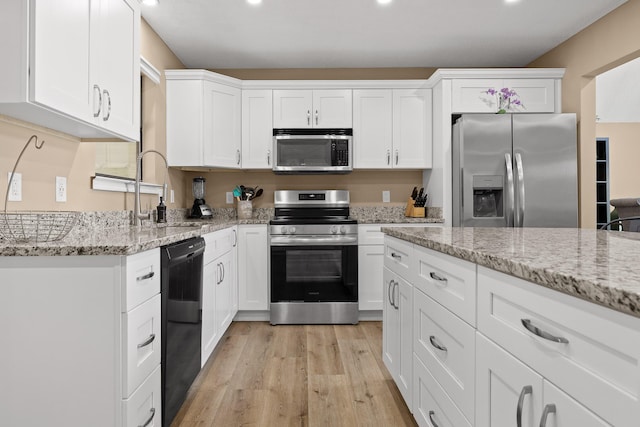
<box><xmin>482</xmin><ymin>87</ymin><xmax>525</xmax><ymax>112</ymax></box>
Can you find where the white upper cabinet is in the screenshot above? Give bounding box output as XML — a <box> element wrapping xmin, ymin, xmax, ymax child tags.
<box><xmin>166</xmin><ymin>70</ymin><xmax>242</xmax><ymax>168</ymax></box>
<box><xmin>273</xmin><ymin>89</ymin><xmax>352</xmax><ymax>128</ymax></box>
<box><xmin>353</xmin><ymin>88</ymin><xmax>432</xmax><ymax>169</ymax></box>
<box><xmin>92</xmin><ymin>0</ymin><xmax>140</xmax><ymax>139</ymax></box>
<box><xmin>241</xmin><ymin>89</ymin><xmax>273</xmax><ymax>169</ymax></box>
<box><xmin>0</xmin><ymin>0</ymin><xmax>140</xmax><ymax>141</ymax></box>
<box><xmin>452</xmin><ymin>78</ymin><xmax>556</xmax><ymax>113</ymax></box>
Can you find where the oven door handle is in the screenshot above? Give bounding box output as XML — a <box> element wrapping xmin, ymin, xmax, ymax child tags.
<box><xmin>270</xmin><ymin>235</ymin><xmax>358</xmax><ymax>246</ymax></box>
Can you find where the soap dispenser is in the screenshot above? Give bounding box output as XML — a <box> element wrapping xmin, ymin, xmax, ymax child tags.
<box><xmin>156</xmin><ymin>196</ymin><xmax>167</xmax><ymax>223</ymax></box>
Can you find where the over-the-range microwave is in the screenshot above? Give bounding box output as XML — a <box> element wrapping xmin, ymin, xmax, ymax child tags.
<box><xmin>272</xmin><ymin>129</ymin><xmax>352</xmax><ymax>174</ymax></box>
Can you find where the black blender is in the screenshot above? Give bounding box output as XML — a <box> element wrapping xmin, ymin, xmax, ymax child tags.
<box><xmin>189</xmin><ymin>177</ymin><xmax>213</xmax><ymax>219</ymax></box>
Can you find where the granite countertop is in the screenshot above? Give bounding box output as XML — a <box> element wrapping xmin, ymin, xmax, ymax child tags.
<box><xmin>0</xmin><ymin>219</ymin><xmax>268</xmax><ymax>257</ymax></box>
<box><xmin>0</xmin><ymin>205</ymin><xmax>445</xmax><ymax>257</ymax></box>
<box><xmin>382</xmin><ymin>226</ymin><xmax>640</xmax><ymax>318</ymax></box>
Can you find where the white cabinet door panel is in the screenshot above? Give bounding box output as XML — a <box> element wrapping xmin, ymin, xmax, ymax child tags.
<box><xmin>273</xmin><ymin>90</ymin><xmax>312</xmax><ymax>128</ymax></box>
<box><xmin>393</xmin><ymin>89</ymin><xmax>432</xmax><ymax>169</ymax></box>
<box><xmin>313</xmin><ymin>89</ymin><xmax>352</xmax><ymax>128</ymax></box>
<box><xmin>122</xmin><ymin>294</ymin><xmax>161</xmax><ymax>397</ymax></box>
<box><xmin>353</xmin><ymin>89</ymin><xmax>393</xmax><ymax>168</ymax></box>
<box><xmin>238</xmin><ymin>225</ymin><xmax>269</xmax><ymax>311</ymax></box>
<box><xmin>242</xmin><ymin>89</ymin><xmax>273</xmax><ymax>169</ymax></box>
<box><xmin>358</xmin><ymin>244</ymin><xmax>384</xmax><ymax>311</ymax></box>
<box><xmin>414</xmin><ymin>289</ymin><xmax>475</xmax><ymax>421</ymax></box>
<box><xmin>122</xmin><ymin>365</ymin><xmax>161</xmax><ymax>427</ymax></box>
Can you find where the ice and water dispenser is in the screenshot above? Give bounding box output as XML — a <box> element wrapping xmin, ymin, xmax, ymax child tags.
<box><xmin>472</xmin><ymin>175</ymin><xmax>503</xmax><ymax>218</ymax></box>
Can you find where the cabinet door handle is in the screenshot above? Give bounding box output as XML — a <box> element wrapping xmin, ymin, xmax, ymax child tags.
<box><xmin>429</xmin><ymin>272</ymin><xmax>447</xmax><ymax>283</ymax></box>
<box><xmin>103</xmin><ymin>89</ymin><xmax>111</xmax><ymax>121</ymax></box>
<box><xmin>136</xmin><ymin>271</ymin><xmax>155</xmax><ymax>282</ymax></box>
<box><xmin>517</xmin><ymin>385</ymin><xmax>533</xmax><ymax>427</ymax></box>
<box><xmin>307</xmin><ymin>110</ymin><xmax>310</xmax><ymax>125</ymax></box>
<box><xmin>93</xmin><ymin>84</ymin><xmax>102</xmax><ymax>118</ymax></box>
<box><xmin>390</xmin><ymin>252</ymin><xmax>402</xmax><ymax>260</ymax></box>
<box><xmin>267</xmin><ymin>149</ymin><xmax>271</xmax><ymax>165</ymax></box>
<box><xmin>217</xmin><ymin>263</ymin><xmax>222</xmax><ymax>285</ymax></box>
<box><xmin>539</xmin><ymin>404</ymin><xmax>556</xmax><ymax>427</ymax></box>
<box><xmin>521</xmin><ymin>319</ymin><xmax>569</xmax><ymax>344</ymax></box>
<box><xmin>315</xmin><ymin>109</ymin><xmax>319</xmax><ymax>125</ymax></box>
<box><xmin>395</xmin><ymin>149</ymin><xmax>399</xmax><ymax>165</ymax></box>
<box><xmin>138</xmin><ymin>407</ymin><xmax>156</xmax><ymax>427</ymax></box>
<box><xmin>428</xmin><ymin>410</ymin><xmax>440</xmax><ymax>427</ymax></box>
<box><xmin>387</xmin><ymin>149</ymin><xmax>391</xmax><ymax>165</ymax></box>
<box><xmin>232</xmin><ymin>229</ymin><xmax>237</xmax><ymax>247</ymax></box>
<box><xmin>236</xmin><ymin>149</ymin><xmax>241</xmax><ymax>165</ymax></box>
<box><xmin>393</xmin><ymin>281</ymin><xmax>399</xmax><ymax>310</ymax></box>
<box><xmin>429</xmin><ymin>335</ymin><xmax>447</xmax><ymax>352</ymax></box>
<box><xmin>221</xmin><ymin>262</ymin><xmax>225</xmax><ymax>283</ymax></box>
<box><xmin>387</xmin><ymin>280</ymin><xmax>395</xmax><ymax>308</ymax></box>
<box><xmin>137</xmin><ymin>333</ymin><xmax>156</xmax><ymax>349</ymax></box>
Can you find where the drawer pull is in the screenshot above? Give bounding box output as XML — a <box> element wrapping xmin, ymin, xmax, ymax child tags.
<box><xmin>517</xmin><ymin>385</ymin><xmax>532</xmax><ymax>427</ymax></box>
<box><xmin>539</xmin><ymin>404</ymin><xmax>556</xmax><ymax>427</ymax></box>
<box><xmin>137</xmin><ymin>333</ymin><xmax>156</xmax><ymax>349</ymax></box>
<box><xmin>139</xmin><ymin>407</ymin><xmax>156</xmax><ymax>427</ymax></box>
<box><xmin>136</xmin><ymin>271</ymin><xmax>155</xmax><ymax>282</ymax></box>
<box><xmin>429</xmin><ymin>335</ymin><xmax>447</xmax><ymax>352</ymax></box>
<box><xmin>521</xmin><ymin>319</ymin><xmax>569</xmax><ymax>344</ymax></box>
<box><xmin>428</xmin><ymin>410</ymin><xmax>440</xmax><ymax>427</ymax></box>
<box><xmin>429</xmin><ymin>272</ymin><xmax>448</xmax><ymax>283</ymax></box>
<box><xmin>390</xmin><ymin>252</ymin><xmax>402</xmax><ymax>260</ymax></box>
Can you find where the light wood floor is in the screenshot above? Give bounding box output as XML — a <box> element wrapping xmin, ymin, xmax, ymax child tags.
<box><xmin>171</xmin><ymin>321</ymin><xmax>417</xmax><ymax>427</ymax></box>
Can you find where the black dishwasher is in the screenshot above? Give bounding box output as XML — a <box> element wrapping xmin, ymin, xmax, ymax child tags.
<box><xmin>161</xmin><ymin>237</ymin><xmax>205</xmax><ymax>427</ymax></box>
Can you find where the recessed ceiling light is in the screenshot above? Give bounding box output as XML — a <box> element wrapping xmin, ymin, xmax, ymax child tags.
<box><xmin>141</xmin><ymin>0</ymin><xmax>159</xmax><ymax>5</ymax></box>
<box><xmin>247</xmin><ymin>0</ymin><xmax>262</xmax><ymax>5</ymax></box>
<box><xmin>505</xmin><ymin>0</ymin><xmax>521</xmax><ymax>3</ymax></box>
<box><xmin>378</xmin><ymin>0</ymin><xmax>393</xmax><ymax>4</ymax></box>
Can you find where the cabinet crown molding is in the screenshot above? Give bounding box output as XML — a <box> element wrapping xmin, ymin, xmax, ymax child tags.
<box><xmin>430</xmin><ymin>68</ymin><xmax>566</xmax><ymax>82</ymax></box>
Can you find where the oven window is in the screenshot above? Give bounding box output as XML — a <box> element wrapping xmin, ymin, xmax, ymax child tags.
<box><xmin>271</xmin><ymin>245</ymin><xmax>358</xmax><ymax>302</ymax></box>
<box><xmin>286</xmin><ymin>249</ymin><xmax>342</xmax><ymax>282</ymax></box>
<box><xmin>277</xmin><ymin>139</ymin><xmax>332</xmax><ymax>167</ymax></box>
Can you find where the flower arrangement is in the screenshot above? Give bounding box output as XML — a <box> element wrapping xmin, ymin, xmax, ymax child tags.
<box><xmin>484</xmin><ymin>87</ymin><xmax>524</xmax><ymax>113</ymax></box>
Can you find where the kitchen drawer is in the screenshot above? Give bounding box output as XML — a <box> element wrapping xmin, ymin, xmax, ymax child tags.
<box><xmin>384</xmin><ymin>236</ymin><xmax>415</xmax><ymax>282</ymax></box>
<box><xmin>413</xmin><ymin>288</ymin><xmax>475</xmax><ymax>421</ymax></box>
<box><xmin>413</xmin><ymin>354</ymin><xmax>472</xmax><ymax>427</ymax></box>
<box><xmin>122</xmin><ymin>365</ymin><xmax>161</xmax><ymax>427</ymax></box>
<box><xmin>204</xmin><ymin>227</ymin><xmax>235</xmax><ymax>263</ymax></box>
<box><xmin>358</xmin><ymin>224</ymin><xmax>384</xmax><ymax>245</ymax></box>
<box><xmin>414</xmin><ymin>246</ymin><xmax>476</xmax><ymax>326</ymax></box>
<box><xmin>477</xmin><ymin>266</ymin><xmax>640</xmax><ymax>427</ymax></box>
<box><xmin>123</xmin><ymin>248</ymin><xmax>160</xmax><ymax>312</ymax></box>
<box><xmin>122</xmin><ymin>294</ymin><xmax>161</xmax><ymax>398</ymax></box>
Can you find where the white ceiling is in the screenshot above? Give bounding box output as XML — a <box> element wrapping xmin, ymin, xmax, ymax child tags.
<box><xmin>141</xmin><ymin>0</ymin><xmax>627</xmax><ymax>70</ymax></box>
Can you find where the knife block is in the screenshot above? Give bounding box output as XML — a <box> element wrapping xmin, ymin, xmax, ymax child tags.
<box><xmin>405</xmin><ymin>198</ymin><xmax>425</xmax><ymax>218</ymax></box>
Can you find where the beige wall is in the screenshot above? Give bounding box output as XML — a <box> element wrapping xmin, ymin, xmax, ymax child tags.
<box><xmin>0</xmin><ymin>20</ymin><xmax>186</xmax><ymax>213</ymax></box>
<box><xmin>528</xmin><ymin>0</ymin><xmax>640</xmax><ymax>227</ymax></box>
<box><xmin>182</xmin><ymin>169</ymin><xmax>423</xmax><ymax>209</ymax></box>
<box><xmin>596</xmin><ymin>122</ymin><xmax>640</xmax><ymax>200</ymax></box>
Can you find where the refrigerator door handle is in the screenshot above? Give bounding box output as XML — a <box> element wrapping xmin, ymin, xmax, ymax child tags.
<box><xmin>515</xmin><ymin>152</ymin><xmax>525</xmax><ymax>227</ymax></box>
<box><xmin>505</xmin><ymin>153</ymin><xmax>515</xmax><ymax>227</ymax></box>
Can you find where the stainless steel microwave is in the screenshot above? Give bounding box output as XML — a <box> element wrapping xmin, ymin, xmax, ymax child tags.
<box><xmin>272</xmin><ymin>129</ymin><xmax>353</xmax><ymax>174</ymax></box>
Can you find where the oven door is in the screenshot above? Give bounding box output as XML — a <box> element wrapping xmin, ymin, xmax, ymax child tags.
<box><xmin>270</xmin><ymin>244</ymin><xmax>358</xmax><ymax>302</ymax></box>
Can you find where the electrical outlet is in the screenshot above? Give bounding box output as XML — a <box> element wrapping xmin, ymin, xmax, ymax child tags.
<box><xmin>382</xmin><ymin>190</ymin><xmax>390</xmax><ymax>203</ymax></box>
<box><xmin>7</xmin><ymin>172</ymin><xmax>22</xmax><ymax>201</ymax></box>
<box><xmin>226</xmin><ymin>192</ymin><xmax>234</xmax><ymax>204</ymax></box>
<box><xmin>55</xmin><ymin>176</ymin><xmax>67</xmax><ymax>202</ymax></box>
<box><xmin>170</xmin><ymin>189</ymin><xmax>175</xmax><ymax>203</ymax></box>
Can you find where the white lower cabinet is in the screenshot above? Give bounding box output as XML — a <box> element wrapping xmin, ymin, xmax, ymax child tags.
<box><xmin>383</xmin><ymin>265</ymin><xmax>413</xmax><ymax>409</ymax></box>
<box><xmin>359</xmin><ymin>244</ymin><xmax>384</xmax><ymax>310</ymax></box>
<box><xmin>237</xmin><ymin>224</ymin><xmax>269</xmax><ymax>311</ymax></box>
<box><xmin>202</xmin><ymin>227</ymin><xmax>239</xmax><ymax>366</ymax></box>
<box><xmin>476</xmin><ymin>333</ymin><xmax>610</xmax><ymax>427</ymax></box>
<box><xmin>383</xmin><ymin>236</ymin><xmax>637</xmax><ymax>427</ymax></box>
<box><xmin>0</xmin><ymin>249</ymin><xmax>160</xmax><ymax>427</ymax></box>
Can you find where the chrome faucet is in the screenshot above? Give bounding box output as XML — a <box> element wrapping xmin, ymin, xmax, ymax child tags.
<box><xmin>133</xmin><ymin>149</ymin><xmax>169</xmax><ymax>226</ymax></box>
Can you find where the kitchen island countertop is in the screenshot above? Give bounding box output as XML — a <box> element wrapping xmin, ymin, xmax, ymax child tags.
<box><xmin>382</xmin><ymin>226</ymin><xmax>640</xmax><ymax>318</ymax></box>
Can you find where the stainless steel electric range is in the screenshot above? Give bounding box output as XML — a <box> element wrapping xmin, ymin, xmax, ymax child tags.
<box><xmin>269</xmin><ymin>190</ymin><xmax>358</xmax><ymax>325</ymax></box>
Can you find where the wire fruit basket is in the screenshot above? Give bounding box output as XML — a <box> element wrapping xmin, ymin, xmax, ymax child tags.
<box><xmin>1</xmin><ymin>135</ymin><xmax>79</xmax><ymax>244</ymax></box>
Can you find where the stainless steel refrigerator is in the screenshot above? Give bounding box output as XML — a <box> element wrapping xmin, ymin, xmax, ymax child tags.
<box><xmin>452</xmin><ymin>113</ymin><xmax>578</xmax><ymax>228</ymax></box>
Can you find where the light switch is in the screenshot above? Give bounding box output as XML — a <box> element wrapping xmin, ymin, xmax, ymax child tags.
<box><xmin>226</xmin><ymin>192</ymin><xmax>234</xmax><ymax>204</ymax></box>
<box><xmin>8</xmin><ymin>172</ymin><xmax>22</xmax><ymax>201</ymax></box>
<box><xmin>382</xmin><ymin>190</ymin><xmax>390</xmax><ymax>203</ymax></box>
